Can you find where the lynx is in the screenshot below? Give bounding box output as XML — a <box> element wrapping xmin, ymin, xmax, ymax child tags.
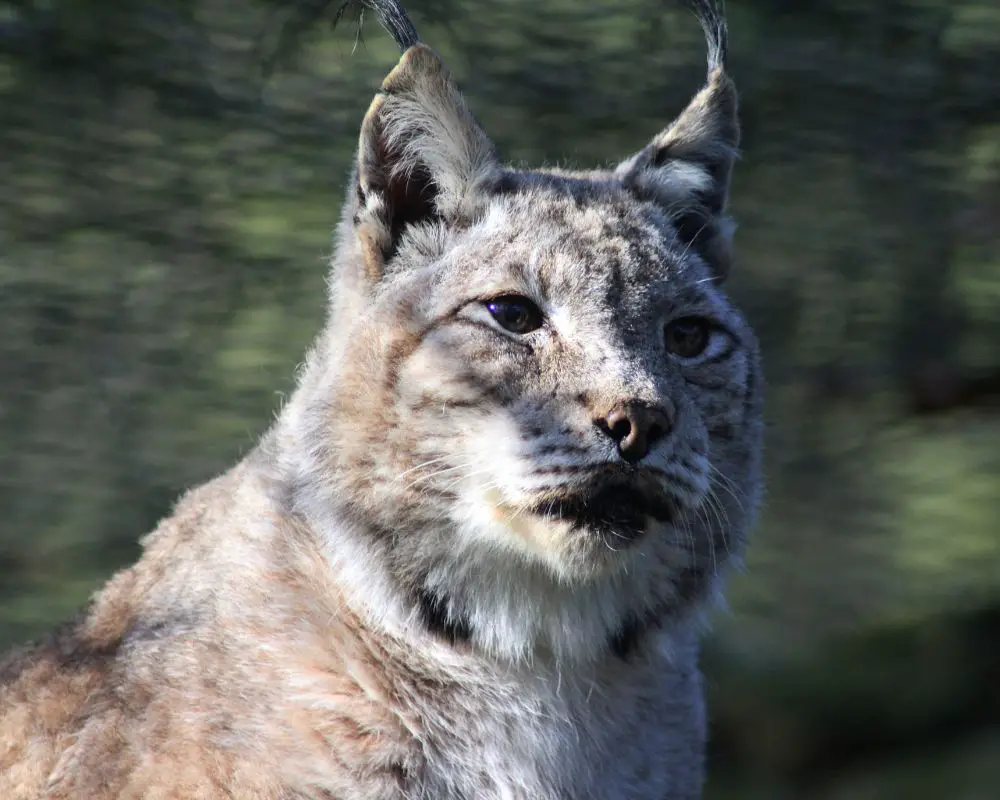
<box><xmin>0</xmin><ymin>1</ymin><xmax>762</xmax><ymax>797</ymax></box>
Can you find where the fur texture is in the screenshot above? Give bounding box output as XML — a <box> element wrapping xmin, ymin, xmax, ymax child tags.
<box><xmin>0</xmin><ymin>1</ymin><xmax>763</xmax><ymax>797</ymax></box>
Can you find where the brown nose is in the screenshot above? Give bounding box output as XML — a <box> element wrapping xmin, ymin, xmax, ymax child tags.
<box><xmin>596</xmin><ymin>401</ymin><xmax>672</xmax><ymax>463</ymax></box>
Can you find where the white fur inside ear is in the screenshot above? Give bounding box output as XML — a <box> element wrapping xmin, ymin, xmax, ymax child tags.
<box><xmin>652</xmin><ymin>161</ymin><xmax>713</xmax><ymax>195</ymax></box>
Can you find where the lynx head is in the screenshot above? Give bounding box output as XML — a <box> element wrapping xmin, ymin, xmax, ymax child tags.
<box><xmin>287</xmin><ymin>0</ymin><xmax>763</xmax><ymax>663</ymax></box>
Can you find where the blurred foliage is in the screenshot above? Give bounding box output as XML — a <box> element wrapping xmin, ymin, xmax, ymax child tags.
<box><xmin>1</xmin><ymin>0</ymin><xmax>999</xmax><ymax>795</ymax></box>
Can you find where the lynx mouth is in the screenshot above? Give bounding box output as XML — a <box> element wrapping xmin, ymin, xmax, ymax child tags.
<box><xmin>531</xmin><ymin>483</ymin><xmax>677</xmax><ymax>544</ymax></box>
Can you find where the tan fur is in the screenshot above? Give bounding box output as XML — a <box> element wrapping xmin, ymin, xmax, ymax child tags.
<box><xmin>3</xmin><ymin>462</ymin><xmax>411</xmax><ymax>798</ymax></box>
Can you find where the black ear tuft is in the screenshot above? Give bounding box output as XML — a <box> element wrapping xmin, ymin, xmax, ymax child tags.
<box><xmin>261</xmin><ymin>0</ymin><xmax>420</xmax><ymax>78</ymax></box>
<box><xmin>682</xmin><ymin>0</ymin><xmax>728</xmax><ymax>73</ymax></box>
<box><xmin>341</xmin><ymin>1</ymin><xmax>420</xmax><ymax>52</ymax></box>
<box><xmin>616</xmin><ymin>0</ymin><xmax>739</xmax><ymax>280</ymax></box>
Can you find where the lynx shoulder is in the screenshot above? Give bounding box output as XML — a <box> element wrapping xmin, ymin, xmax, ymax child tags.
<box><xmin>1</xmin><ymin>2</ymin><xmax>763</xmax><ymax>798</ymax></box>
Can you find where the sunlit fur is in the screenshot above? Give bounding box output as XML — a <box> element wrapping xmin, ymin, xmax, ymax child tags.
<box><xmin>0</xmin><ymin>2</ymin><xmax>763</xmax><ymax>798</ymax></box>
<box><xmin>287</xmin><ymin>182</ymin><xmax>762</xmax><ymax>666</ymax></box>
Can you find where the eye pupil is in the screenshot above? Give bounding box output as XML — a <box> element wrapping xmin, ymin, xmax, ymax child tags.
<box><xmin>665</xmin><ymin>317</ymin><xmax>710</xmax><ymax>358</ymax></box>
<box><xmin>502</xmin><ymin>306</ymin><xmax>525</xmax><ymax>327</ymax></box>
<box><xmin>486</xmin><ymin>296</ymin><xmax>543</xmax><ymax>334</ymax></box>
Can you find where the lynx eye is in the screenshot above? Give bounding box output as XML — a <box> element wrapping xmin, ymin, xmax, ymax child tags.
<box><xmin>484</xmin><ymin>295</ymin><xmax>544</xmax><ymax>335</ymax></box>
<box><xmin>664</xmin><ymin>317</ymin><xmax>713</xmax><ymax>359</ymax></box>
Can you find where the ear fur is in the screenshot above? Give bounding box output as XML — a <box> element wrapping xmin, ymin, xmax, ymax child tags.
<box><xmin>353</xmin><ymin>45</ymin><xmax>499</xmax><ymax>285</ymax></box>
<box><xmin>616</xmin><ymin>0</ymin><xmax>739</xmax><ymax>280</ymax></box>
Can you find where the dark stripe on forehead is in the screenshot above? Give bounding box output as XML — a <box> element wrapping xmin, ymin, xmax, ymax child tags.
<box><xmin>604</xmin><ymin>258</ymin><xmax>625</xmax><ymax>310</ymax></box>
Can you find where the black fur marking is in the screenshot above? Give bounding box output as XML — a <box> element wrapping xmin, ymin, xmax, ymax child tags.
<box><xmin>489</xmin><ymin>171</ymin><xmax>522</xmax><ymax>196</ymax></box>
<box><xmin>417</xmin><ymin>588</ymin><xmax>473</xmax><ymax>646</ymax></box>
<box><xmin>534</xmin><ymin>483</ymin><xmax>677</xmax><ymax>547</ymax></box>
<box><xmin>609</xmin><ymin>613</ymin><xmax>645</xmax><ymax>660</ymax></box>
<box><xmin>609</xmin><ymin>567</ymin><xmax>707</xmax><ymax>659</ymax></box>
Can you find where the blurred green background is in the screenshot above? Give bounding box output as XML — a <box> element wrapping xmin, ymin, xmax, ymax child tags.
<box><xmin>2</xmin><ymin>0</ymin><xmax>999</xmax><ymax>796</ymax></box>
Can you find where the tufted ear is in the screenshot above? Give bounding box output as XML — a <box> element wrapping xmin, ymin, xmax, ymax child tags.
<box><xmin>615</xmin><ymin>1</ymin><xmax>739</xmax><ymax>281</ymax></box>
<box><xmin>352</xmin><ymin>44</ymin><xmax>500</xmax><ymax>286</ymax></box>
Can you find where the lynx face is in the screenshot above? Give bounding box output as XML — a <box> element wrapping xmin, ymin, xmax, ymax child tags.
<box><xmin>353</xmin><ymin>190</ymin><xmax>757</xmax><ymax>580</ymax></box>
<box><xmin>291</xmin><ymin>32</ymin><xmax>761</xmax><ymax>661</ymax></box>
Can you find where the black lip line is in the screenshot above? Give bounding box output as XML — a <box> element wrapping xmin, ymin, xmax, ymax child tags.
<box><xmin>530</xmin><ymin>484</ymin><xmax>677</xmax><ymax>534</ymax></box>
<box><xmin>527</xmin><ymin>463</ymin><xmax>685</xmax><ymax>484</ymax></box>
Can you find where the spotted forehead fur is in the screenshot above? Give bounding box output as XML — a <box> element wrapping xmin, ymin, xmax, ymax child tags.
<box><xmin>392</xmin><ymin>176</ymin><xmax>712</xmax><ymax>302</ymax></box>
